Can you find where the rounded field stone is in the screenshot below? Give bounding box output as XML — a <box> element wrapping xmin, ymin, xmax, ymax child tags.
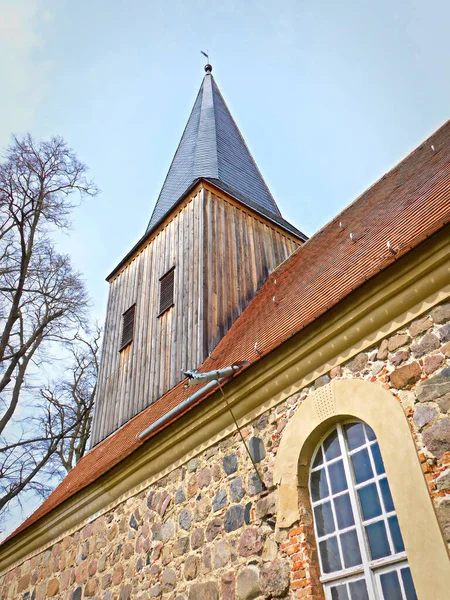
<box><xmin>194</xmin><ymin>497</ymin><xmax>211</xmax><ymax>521</ymax></box>
<box><xmin>175</xmin><ymin>487</ymin><xmax>186</xmax><ymax>504</ymax></box>
<box><xmin>221</xmin><ymin>572</ymin><xmax>235</xmax><ymax>600</ymax></box>
<box><xmin>314</xmin><ymin>374</ymin><xmax>330</xmax><ymax>388</ymax></box>
<box><xmin>436</xmin><ymin>497</ymin><xmax>450</xmax><ymax>541</ymax></box>
<box><xmin>346</xmin><ymin>352</ymin><xmax>368</xmax><ymax>373</ymax></box>
<box><xmin>179</xmin><ymin>509</ymin><xmax>192</xmax><ymax>530</ymax></box>
<box><xmin>173</xmin><ymin>536</ymin><xmax>189</xmax><ymax>556</ymax></box>
<box><xmin>248</xmin><ymin>437</ymin><xmax>265</xmax><ymax>463</ymax></box>
<box><xmin>191</xmin><ymin>528</ymin><xmax>204</xmax><ymax>550</ymax></box>
<box><xmin>422</xmin><ymin>418</ymin><xmax>450</xmax><ymax>458</ymax></box>
<box><xmin>387</xmin><ymin>333</ymin><xmax>410</xmax><ymax>352</ymax></box>
<box><xmin>198</xmin><ymin>468</ymin><xmax>212</xmax><ymax>489</ymax></box>
<box><xmin>230</xmin><ymin>477</ymin><xmax>244</xmax><ymax>502</ymax></box>
<box><xmin>224</xmin><ymin>505</ymin><xmax>245</xmax><ymax>532</ymax></box>
<box><xmin>255</xmin><ymin>492</ymin><xmax>276</xmax><ymax>520</ymax></box>
<box><xmin>438</xmin><ymin>323</ymin><xmax>450</xmax><ymax>343</ymax></box>
<box><xmin>411</xmin><ymin>333</ymin><xmax>440</xmax><ymax>357</ymax></box>
<box><xmin>413</xmin><ymin>405</ymin><xmax>437</xmax><ymax>428</ymax></box>
<box><xmin>129</xmin><ymin>514</ymin><xmax>138</xmax><ymax>530</ymax></box>
<box><xmin>244</xmin><ymin>502</ymin><xmax>252</xmax><ymax>525</ymax></box>
<box><xmin>431</xmin><ymin>303</ymin><xmax>450</xmax><ymax>324</ymax></box>
<box><xmin>410</xmin><ymin>316</ymin><xmax>432</xmax><ymax>337</ymax></box>
<box><xmin>260</xmin><ymin>559</ymin><xmax>290</xmax><ymax>597</ymax></box>
<box><xmin>161</xmin><ymin>568</ymin><xmax>176</xmax><ymax>593</ymax></box>
<box><xmin>212</xmin><ymin>490</ymin><xmax>227</xmax><ymax>512</ymax></box>
<box><xmin>149</xmin><ymin>583</ymin><xmax>161</xmax><ymax>598</ymax></box>
<box><xmin>436</xmin><ymin>468</ymin><xmax>450</xmax><ymax>491</ymax></box>
<box><xmin>238</xmin><ymin>527</ymin><xmax>263</xmax><ymax>557</ymax></box>
<box><xmin>152</xmin><ymin>519</ymin><xmax>175</xmax><ymax>542</ymax></box>
<box><xmin>424</xmin><ymin>354</ymin><xmax>444</xmax><ymax>375</ymax></box>
<box><xmin>236</xmin><ymin>566</ymin><xmax>261</xmax><ymax>600</ymax></box>
<box><xmin>188</xmin><ymin>458</ymin><xmax>200</xmax><ymax>472</ymax></box>
<box><xmin>213</xmin><ymin>539</ymin><xmax>230</xmax><ymax>568</ymax></box>
<box><xmin>184</xmin><ymin>555</ymin><xmax>198</xmax><ymax>581</ymax></box>
<box><xmin>72</xmin><ymin>588</ymin><xmax>82</xmax><ymax>600</ymax></box>
<box><xmin>47</xmin><ymin>579</ymin><xmax>60</xmax><ymax>597</ymax></box>
<box><xmin>119</xmin><ymin>585</ymin><xmax>132</xmax><ymax>600</ymax></box>
<box><xmin>223</xmin><ymin>454</ymin><xmax>238</xmax><ymax>475</ymax></box>
<box><xmin>377</xmin><ymin>339</ymin><xmax>389</xmax><ymax>360</ymax></box>
<box><xmin>389</xmin><ymin>361</ymin><xmax>421</xmax><ymax>389</ymax></box>
<box><xmin>247</xmin><ymin>472</ymin><xmax>264</xmax><ymax>496</ymax></box>
<box><xmin>188</xmin><ymin>581</ymin><xmax>219</xmax><ymax>600</ymax></box>
<box><xmin>416</xmin><ymin>367</ymin><xmax>450</xmax><ymax>402</ymax></box>
<box><xmin>205</xmin><ymin>518</ymin><xmax>223</xmax><ymax>542</ymax></box>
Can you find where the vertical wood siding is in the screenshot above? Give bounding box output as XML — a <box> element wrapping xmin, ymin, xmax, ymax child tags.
<box><xmin>91</xmin><ymin>192</ymin><xmax>205</xmax><ymax>446</ymax></box>
<box><xmin>203</xmin><ymin>190</ymin><xmax>300</xmax><ymax>354</ymax></box>
<box><xmin>91</xmin><ymin>187</ymin><xmax>301</xmax><ymax>446</ymax></box>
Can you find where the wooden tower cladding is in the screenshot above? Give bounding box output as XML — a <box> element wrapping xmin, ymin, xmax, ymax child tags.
<box><xmin>91</xmin><ymin>183</ymin><xmax>302</xmax><ymax>445</ymax></box>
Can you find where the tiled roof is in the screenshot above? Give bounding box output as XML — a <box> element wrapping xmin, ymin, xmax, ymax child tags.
<box><xmin>5</xmin><ymin>119</ymin><xmax>450</xmax><ymax>545</ymax></box>
<box><xmin>145</xmin><ymin>70</ymin><xmax>285</xmax><ymax>233</ymax></box>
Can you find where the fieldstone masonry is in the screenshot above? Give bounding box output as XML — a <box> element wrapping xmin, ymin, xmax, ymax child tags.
<box><xmin>1</xmin><ymin>302</ymin><xmax>450</xmax><ymax>599</ymax></box>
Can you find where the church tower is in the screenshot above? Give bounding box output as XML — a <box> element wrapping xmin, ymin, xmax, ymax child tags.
<box><xmin>91</xmin><ymin>65</ymin><xmax>307</xmax><ymax>445</ymax></box>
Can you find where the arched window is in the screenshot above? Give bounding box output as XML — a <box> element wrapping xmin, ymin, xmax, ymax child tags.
<box><xmin>310</xmin><ymin>421</ymin><xmax>418</xmax><ymax>600</ymax></box>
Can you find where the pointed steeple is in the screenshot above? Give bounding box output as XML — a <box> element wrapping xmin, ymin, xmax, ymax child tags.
<box><xmin>146</xmin><ymin>65</ymin><xmax>284</xmax><ymax>234</ymax></box>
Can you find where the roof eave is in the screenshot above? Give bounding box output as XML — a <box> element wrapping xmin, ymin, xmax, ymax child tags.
<box><xmin>106</xmin><ymin>178</ymin><xmax>305</xmax><ymax>281</ymax></box>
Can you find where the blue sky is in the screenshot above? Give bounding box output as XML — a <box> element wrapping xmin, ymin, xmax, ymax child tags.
<box><xmin>1</xmin><ymin>0</ymin><xmax>449</xmax><ymax>533</ymax></box>
<box><xmin>1</xmin><ymin>0</ymin><xmax>449</xmax><ymax>322</ymax></box>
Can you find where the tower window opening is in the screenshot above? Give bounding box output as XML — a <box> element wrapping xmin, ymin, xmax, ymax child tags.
<box><xmin>159</xmin><ymin>267</ymin><xmax>175</xmax><ymax>316</ymax></box>
<box><xmin>120</xmin><ymin>304</ymin><xmax>135</xmax><ymax>350</ymax></box>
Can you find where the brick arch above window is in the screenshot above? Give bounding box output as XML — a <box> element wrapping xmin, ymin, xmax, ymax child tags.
<box><xmin>273</xmin><ymin>379</ymin><xmax>450</xmax><ymax>600</ymax></box>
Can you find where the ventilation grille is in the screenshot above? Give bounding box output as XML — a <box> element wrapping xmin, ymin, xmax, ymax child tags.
<box><xmin>120</xmin><ymin>304</ymin><xmax>135</xmax><ymax>350</ymax></box>
<box><xmin>159</xmin><ymin>268</ymin><xmax>175</xmax><ymax>316</ymax></box>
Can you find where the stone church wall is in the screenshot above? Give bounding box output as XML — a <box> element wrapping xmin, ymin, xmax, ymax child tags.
<box><xmin>1</xmin><ymin>302</ymin><xmax>450</xmax><ymax>600</ymax></box>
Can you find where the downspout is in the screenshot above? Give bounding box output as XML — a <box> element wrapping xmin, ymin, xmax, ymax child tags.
<box><xmin>138</xmin><ymin>365</ymin><xmax>241</xmax><ymax>441</ymax></box>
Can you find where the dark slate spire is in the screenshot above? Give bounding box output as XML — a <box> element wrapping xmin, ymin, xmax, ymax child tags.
<box><xmin>145</xmin><ymin>66</ymin><xmax>285</xmax><ymax>234</ymax></box>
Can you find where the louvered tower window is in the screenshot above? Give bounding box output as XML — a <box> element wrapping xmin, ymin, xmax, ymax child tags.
<box><xmin>120</xmin><ymin>304</ymin><xmax>135</xmax><ymax>350</ymax></box>
<box><xmin>159</xmin><ymin>267</ymin><xmax>175</xmax><ymax>316</ymax></box>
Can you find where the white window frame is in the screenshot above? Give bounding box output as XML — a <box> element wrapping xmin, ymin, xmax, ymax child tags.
<box><xmin>309</xmin><ymin>421</ymin><xmax>416</xmax><ymax>600</ymax></box>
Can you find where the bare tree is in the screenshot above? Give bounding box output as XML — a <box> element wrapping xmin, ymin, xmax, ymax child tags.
<box><xmin>0</xmin><ymin>134</ymin><xmax>98</xmax><ymax>513</ymax></box>
<box><xmin>41</xmin><ymin>326</ymin><xmax>101</xmax><ymax>474</ymax></box>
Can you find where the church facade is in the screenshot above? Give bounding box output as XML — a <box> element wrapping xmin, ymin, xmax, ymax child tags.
<box><xmin>1</xmin><ymin>66</ymin><xmax>450</xmax><ymax>600</ymax></box>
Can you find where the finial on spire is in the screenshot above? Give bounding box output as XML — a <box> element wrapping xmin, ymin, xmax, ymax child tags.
<box><xmin>201</xmin><ymin>50</ymin><xmax>212</xmax><ymax>73</ymax></box>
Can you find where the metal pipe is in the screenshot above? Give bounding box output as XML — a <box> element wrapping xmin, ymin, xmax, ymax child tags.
<box><xmin>183</xmin><ymin>365</ymin><xmax>241</xmax><ymax>386</ymax></box>
<box><xmin>138</xmin><ymin>365</ymin><xmax>241</xmax><ymax>441</ymax></box>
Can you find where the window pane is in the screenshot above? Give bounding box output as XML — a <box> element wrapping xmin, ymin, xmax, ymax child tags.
<box><xmin>312</xmin><ymin>447</ymin><xmax>323</xmax><ymax>468</ymax></box>
<box><xmin>329</xmin><ymin>460</ymin><xmax>347</xmax><ymax>494</ymax></box>
<box><xmin>331</xmin><ymin>583</ymin><xmax>350</xmax><ymax>600</ymax></box>
<box><xmin>351</xmin><ymin>448</ymin><xmax>374</xmax><ymax>484</ymax></box>
<box><xmin>323</xmin><ymin>430</ymin><xmax>342</xmax><ymax>461</ymax></box>
<box><xmin>388</xmin><ymin>515</ymin><xmax>405</xmax><ymax>553</ymax></box>
<box><xmin>366</xmin><ymin>520</ymin><xmax>390</xmax><ymax>560</ymax></box>
<box><xmin>314</xmin><ymin>501</ymin><xmax>335</xmax><ymax>537</ymax></box>
<box><xmin>340</xmin><ymin>529</ymin><xmax>362</xmax><ymax>568</ymax></box>
<box><xmin>370</xmin><ymin>442</ymin><xmax>385</xmax><ymax>475</ymax></box>
<box><xmin>365</xmin><ymin>424</ymin><xmax>376</xmax><ymax>441</ymax></box>
<box><xmin>401</xmin><ymin>567</ymin><xmax>418</xmax><ymax>600</ymax></box>
<box><xmin>319</xmin><ymin>536</ymin><xmax>342</xmax><ymax>573</ymax></box>
<box><xmin>379</xmin><ymin>477</ymin><xmax>394</xmax><ymax>512</ymax></box>
<box><xmin>345</xmin><ymin>423</ymin><xmax>366</xmax><ymax>450</ymax></box>
<box><xmin>349</xmin><ymin>579</ymin><xmax>369</xmax><ymax>600</ymax></box>
<box><xmin>358</xmin><ymin>483</ymin><xmax>382</xmax><ymax>520</ymax></box>
<box><xmin>380</xmin><ymin>570</ymin><xmax>402</xmax><ymax>600</ymax></box>
<box><xmin>311</xmin><ymin>468</ymin><xmax>329</xmax><ymax>501</ymax></box>
<box><xmin>334</xmin><ymin>493</ymin><xmax>355</xmax><ymax>529</ymax></box>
